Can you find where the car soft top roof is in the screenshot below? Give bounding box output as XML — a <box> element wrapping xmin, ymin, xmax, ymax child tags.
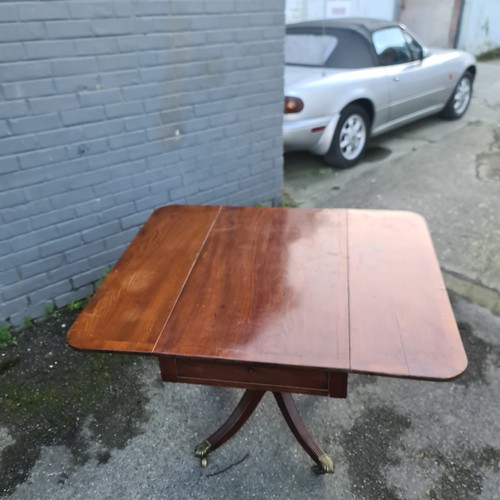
<box><xmin>286</xmin><ymin>18</ymin><xmax>399</xmax><ymax>43</ymax></box>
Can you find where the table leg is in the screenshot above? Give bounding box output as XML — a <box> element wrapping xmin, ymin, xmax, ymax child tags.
<box><xmin>194</xmin><ymin>389</ymin><xmax>265</xmax><ymax>467</ymax></box>
<box><xmin>273</xmin><ymin>392</ymin><xmax>335</xmax><ymax>474</ymax></box>
<box><xmin>194</xmin><ymin>390</ymin><xmax>334</xmax><ymax>474</ymax></box>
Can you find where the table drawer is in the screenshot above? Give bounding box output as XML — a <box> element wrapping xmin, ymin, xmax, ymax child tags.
<box><xmin>159</xmin><ymin>357</ymin><xmax>347</xmax><ymax>398</ymax></box>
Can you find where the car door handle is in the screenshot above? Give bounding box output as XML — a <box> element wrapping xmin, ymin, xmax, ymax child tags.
<box><xmin>393</xmin><ymin>76</ymin><xmax>400</xmax><ymax>82</ymax></box>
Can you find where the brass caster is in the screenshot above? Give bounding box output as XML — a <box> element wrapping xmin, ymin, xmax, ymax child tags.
<box><xmin>195</xmin><ymin>440</ymin><xmax>211</xmax><ymax>468</ymax></box>
<box><xmin>311</xmin><ymin>453</ymin><xmax>335</xmax><ymax>475</ymax></box>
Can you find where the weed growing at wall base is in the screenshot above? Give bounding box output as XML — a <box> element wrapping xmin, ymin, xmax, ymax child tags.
<box><xmin>96</xmin><ymin>266</ymin><xmax>111</xmax><ymax>289</ymax></box>
<box><xmin>477</xmin><ymin>47</ymin><xmax>500</xmax><ymax>61</ymax></box>
<box><xmin>44</xmin><ymin>304</ymin><xmax>61</xmax><ymax>321</ymax></box>
<box><xmin>22</xmin><ymin>317</ymin><xmax>34</xmax><ymax>329</ymax></box>
<box><xmin>68</xmin><ymin>298</ymin><xmax>89</xmax><ymax>311</ymax></box>
<box><xmin>0</xmin><ymin>325</ymin><xmax>17</xmax><ymax>350</ymax></box>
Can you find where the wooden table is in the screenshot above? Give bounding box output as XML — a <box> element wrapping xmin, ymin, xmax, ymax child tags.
<box><xmin>67</xmin><ymin>205</ymin><xmax>467</xmax><ymax>474</ymax></box>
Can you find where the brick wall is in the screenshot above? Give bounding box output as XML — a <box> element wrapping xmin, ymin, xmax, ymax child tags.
<box><xmin>0</xmin><ymin>0</ymin><xmax>285</xmax><ymax>325</ymax></box>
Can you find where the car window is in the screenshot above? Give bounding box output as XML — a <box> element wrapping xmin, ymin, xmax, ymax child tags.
<box><xmin>285</xmin><ymin>29</ymin><xmax>376</xmax><ymax>69</ymax></box>
<box><xmin>372</xmin><ymin>27</ymin><xmax>412</xmax><ymax>66</ymax></box>
<box><xmin>285</xmin><ymin>34</ymin><xmax>338</xmax><ymax>66</ymax></box>
<box><xmin>402</xmin><ymin>30</ymin><xmax>423</xmax><ymax>61</ymax></box>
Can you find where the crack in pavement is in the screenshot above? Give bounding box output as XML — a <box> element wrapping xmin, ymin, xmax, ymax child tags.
<box><xmin>476</xmin><ymin>127</ymin><xmax>500</xmax><ymax>184</ymax></box>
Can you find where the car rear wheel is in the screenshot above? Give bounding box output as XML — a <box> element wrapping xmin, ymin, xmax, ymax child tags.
<box><xmin>323</xmin><ymin>105</ymin><xmax>369</xmax><ymax>168</ymax></box>
<box><xmin>440</xmin><ymin>72</ymin><xmax>473</xmax><ymax>120</ymax></box>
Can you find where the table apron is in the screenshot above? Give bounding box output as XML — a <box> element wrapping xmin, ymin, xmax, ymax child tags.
<box><xmin>158</xmin><ymin>356</ymin><xmax>348</xmax><ymax>398</ymax></box>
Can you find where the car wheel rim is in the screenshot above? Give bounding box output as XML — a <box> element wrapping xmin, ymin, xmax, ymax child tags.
<box><xmin>453</xmin><ymin>77</ymin><xmax>471</xmax><ymax>115</ymax></box>
<box><xmin>339</xmin><ymin>114</ymin><xmax>366</xmax><ymax>160</ymax></box>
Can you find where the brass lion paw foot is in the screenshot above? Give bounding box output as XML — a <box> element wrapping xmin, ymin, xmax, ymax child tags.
<box><xmin>311</xmin><ymin>453</ymin><xmax>335</xmax><ymax>475</ymax></box>
<box><xmin>194</xmin><ymin>440</ymin><xmax>212</xmax><ymax>468</ymax></box>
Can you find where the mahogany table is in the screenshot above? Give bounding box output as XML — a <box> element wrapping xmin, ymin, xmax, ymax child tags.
<box><xmin>67</xmin><ymin>205</ymin><xmax>467</xmax><ymax>474</ymax></box>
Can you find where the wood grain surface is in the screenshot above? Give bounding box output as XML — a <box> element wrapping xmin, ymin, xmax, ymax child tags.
<box><xmin>154</xmin><ymin>206</ymin><xmax>350</xmax><ymax>370</ymax></box>
<box><xmin>347</xmin><ymin>210</ymin><xmax>467</xmax><ymax>379</ymax></box>
<box><xmin>67</xmin><ymin>205</ymin><xmax>467</xmax><ymax>381</ymax></box>
<box><xmin>67</xmin><ymin>205</ymin><xmax>220</xmax><ymax>352</ymax></box>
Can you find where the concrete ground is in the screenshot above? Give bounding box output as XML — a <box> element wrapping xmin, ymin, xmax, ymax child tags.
<box><xmin>2</xmin><ymin>62</ymin><xmax>500</xmax><ymax>499</ymax></box>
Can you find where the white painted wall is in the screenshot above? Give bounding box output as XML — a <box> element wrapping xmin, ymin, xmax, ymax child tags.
<box><xmin>285</xmin><ymin>0</ymin><xmax>307</xmax><ymax>23</ymax></box>
<box><xmin>399</xmin><ymin>0</ymin><xmax>457</xmax><ymax>48</ymax></box>
<box><xmin>286</xmin><ymin>0</ymin><xmax>397</xmax><ymax>24</ymax></box>
<box><xmin>458</xmin><ymin>0</ymin><xmax>500</xmax><ymax>55</ymax></box>
<box><xmin>286</xmin><ymin>0</ymin><xmax>500</xmax><ymax>55</ymax></box>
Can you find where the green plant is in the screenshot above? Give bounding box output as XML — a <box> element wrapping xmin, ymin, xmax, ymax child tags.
<box><xmin>68</xmin><ymin>298</ymin><xmax>89</xmax><ymax>311</ymax></box>
<box><xmin>477</xmin><ymin>47</ymin><xmax>500</xmax><ymax>61</ymax></box>
<box><xmin>44</xmin><ymin>304</ymin><xmax>55</xmax><ymax>319</ymax></box>
<box><xmin>44</xmin><ymin>303</ymin><xmax>61</xmax><ymax>320</ymax></box>
<box><xmin>0</xmin><ymin>324</ymin><xmax>17</xmax><ymax>349</ymax></box>
<box><xmin>280</xmin><ymin>192</ymin><xmax>298</xmax><ymax>208</ymax></box>
<box><xmin>280</xmin><ymin>198</ymin><xmax>298</xmax><ymax>208</ymax></box>
<box><xmin>96</xmin><ymin>267</ymin><xmax>111</xmax><ymax>288</ymax></box>
<box><xmin>22</xmin><ymin>316</ymin><xmax>34</xmax><ymax>329</ymax></box>
<box><xmin>255</xmin><ymin>196</ymin><xmax>298</xmax><ymax>209</ymax></box>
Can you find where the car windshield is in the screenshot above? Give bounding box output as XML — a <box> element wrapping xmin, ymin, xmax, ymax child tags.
<box><xmin>285</xmin><ymin>34</ymin><xmax>338</xmax><ymax>66</ymax></box>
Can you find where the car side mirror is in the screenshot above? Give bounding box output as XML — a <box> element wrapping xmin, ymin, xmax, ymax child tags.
<box><xmin>421</xmin><ymin>47</ymin><xmax>431</xmax><ymax>59</ymax></box>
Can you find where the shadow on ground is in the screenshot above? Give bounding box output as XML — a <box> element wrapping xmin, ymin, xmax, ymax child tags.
<box><xmin>0</xmin><ymin>310</ymin><xmax>150</xmax><ymax>496</ymax></box>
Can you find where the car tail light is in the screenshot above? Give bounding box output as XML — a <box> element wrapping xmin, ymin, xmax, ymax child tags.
<box><xmin>284</xmin><ymin>96</ymin><xmax>304</xmax><ymax>114</ymax></box>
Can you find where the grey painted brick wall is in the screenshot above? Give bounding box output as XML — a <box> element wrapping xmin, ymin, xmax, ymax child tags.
<box><xmin>0</xmin><ymin>0</ymin><xmax>285</xmax><ymax>326</ymax></box>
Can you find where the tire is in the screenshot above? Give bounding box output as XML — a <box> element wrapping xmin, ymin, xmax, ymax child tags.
<box><xmin>323</xmin><ymin>105</ymin><xmax>369</xmax><ymax>168</ymax></box>
<box><xmin>440</xmin><ymin>71</ymin><xmax>473</xmax><ymax>120</ymax></box>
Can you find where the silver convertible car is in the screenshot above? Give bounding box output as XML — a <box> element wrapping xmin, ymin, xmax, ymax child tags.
<box><xmin>283</xmin><ymin>18</ymin><xmax>477</xmax><ymax>168</ymax></box>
